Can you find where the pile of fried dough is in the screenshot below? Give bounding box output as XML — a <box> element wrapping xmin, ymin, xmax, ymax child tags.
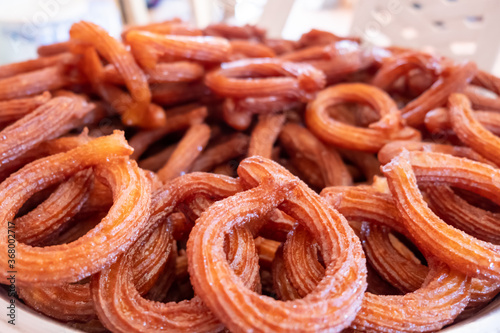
<box><xmin>0</xmin><ymin>19</ymin><xmax>499</xmax><ymax>333</ymax></box>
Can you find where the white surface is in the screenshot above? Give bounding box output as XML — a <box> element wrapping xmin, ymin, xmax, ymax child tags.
<box><xmin>0</xmin><ymin>0</ymin><xmax>122</xmax><ymax>65</ymax></box>
<box><xmin>442</xmin><ymin>298</ymin><xmax>500</xmax><ymax>333</ymax></box>
<box><xmin>0</xmin><ymin>0</ymin><xmax>87</xmax><ymax>64</ymax></box>
<box><xmin>282</xmin><ymin>0</ymin><xmax>500</xmax><ymax>76</ymax></box>
<box><xmin>258</xmin><ymin>0</ymin><xmax>296</xmax><ymax>37</ymax></box>
<box><xmin>122</xmin><ymin>0</ymin><xmax>150</xmax><ymax>25</ymax></box>
<box><xmin>350</xmin><ymin>0</ymin><xmax>500</xmax><ymax>73</ymax></box>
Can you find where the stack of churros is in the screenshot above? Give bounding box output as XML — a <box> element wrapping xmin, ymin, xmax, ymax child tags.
<box><xmin>0</xmin><ymin>19</ymin><xmax>499</xmax><ymax>333</ymax></box>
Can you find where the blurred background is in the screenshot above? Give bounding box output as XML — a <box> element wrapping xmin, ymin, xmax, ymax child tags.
<box><xmin>1</xmin><ymin>0</ymin><xmax>499</xmax><ymax>74</ymax></box>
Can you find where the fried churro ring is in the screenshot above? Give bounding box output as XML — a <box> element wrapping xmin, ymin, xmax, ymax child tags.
<box><xmin>187</xmin><ymin>156</ymin><xmax>366</xmax><ymax>332</ymax></box>
<box><xmin>92</xmin><ymin>173</ymin><xmax>260</xmax><ymax>333</ymax></box>
<box><xmin>382</xmin><ymin>150</ymin><xmax>500</xmax><ymax>280</ymax></box>
<box><xmin>379</xmin><ymin>141</ymin><xmax>500</xmax><ymax>244</ymax></box>
<box><xmin>306</xmin><ymin>83</ymin><xmax>420</xmax><ymax>152</ymax></box>
<box><xmin>310</xmin><ymin>187</ymin><xmax>471</xmax><ymax>332</ymax></box>
<box><xmin>364</xmin><ymin>222</ymin><xmax>500</xmax><ymax>319</ymax></box>
<box><xmin>280</xmin><ymin>223</ymin><xmax>471</xmax><ymax>332</ymax></box>
<box><xmin>0</xmin><ymin>132</ymin><xmax>151</xmax><ymax>285</ymax></box>
<box><xmin>281</xmin><ymin>40</ymin><xmax>370</xmax><ymax>82</ymax></box>
<box><xmin>205</xmin><ymin>58</ymin><xmax>326</xmax><ymax>101</ymax></box>
<box><xmin>371</xmin><ymin>52</ymin><xmax>441</xmax><ymax>91</ymax></box>
<box><xmin>351</xmin><ymin>255</ymin><xmax>470</xmax><ymax>332</ymax></box>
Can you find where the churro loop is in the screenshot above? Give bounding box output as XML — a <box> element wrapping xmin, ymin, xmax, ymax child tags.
<box><xmin>371</xmin><ymin>52</ymin><xmax>442</xmax><ymax>91</ymax></box>
<box><xmin>306</xmin><ymin>83</ymin><xmax>420</xmax><ymax>152</ymax></box>
<box><xmin>188</xmin><ymin>157</ymin><xmax>366</xmax><ymax>332</ymax></box>
<box><xmin>0</xmin><ymin>132</ymin><xmax>151</xmax><ymax>285</ymax></box>
<box><xmin>281</xmin><ymin>40</ymin><xmax>371</xmax><ymax>82</ymax></box>
<box><xmin>310</xmin><ymin>187</ymin><xmax>472</xmax><ymax>332</ymax></box>
<box><xmin>92</xmin><ymin>173</ymin><xmax>261</xmax><ymax>333</ymax></box>
<box><xmin>351</xmin><ymin>255</ymin><xmax>470</xmax><ymax>332</ymax></box>
<box><xmin>382</xmin><ymin>150</ymin><xmax>500</xmax><ymax>280</ymax></box>
<box><xmin>280</xmin><ymin>201</ymin><xmax>471</xmax><ymax>332</ymax></box>
<box><xmin>281</xmin><ymin>225</ymin><xmax>471</xmax><ymax>332</ymax></box>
